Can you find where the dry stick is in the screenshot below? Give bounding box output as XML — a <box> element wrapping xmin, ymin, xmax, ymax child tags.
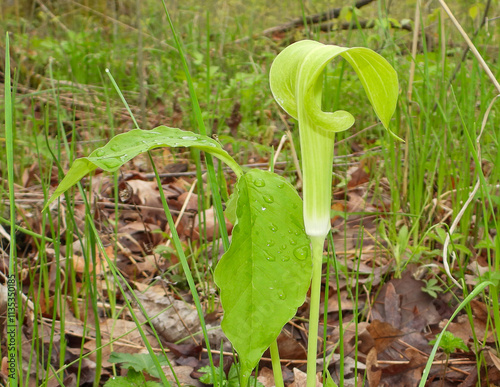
<box><xmin>271</xmin><ymin>134</ymin><xmax>288</xmax><ymax>170</ymax></box>
<box><xmin>35</xmin><ymin>0</ymin><xmax>70</xmax><ymax>33</ymax></box>
<box><xmin>275</xmin><ymin>110</ymin><xmax>303</xmax><ymax>184</ymax></box>
<box><xmin>319</xmin><ymin>19</ymin><xmax>412</xmax><ymax>33</ymax></box>
<box><xmin>260</xmin><ymin>0</ymin><xmax>376</xmax><ymax>36</ymax></box>
<box><xmin>164</xmin><ymin>179</ymin><xmax>198</xmax><ymax>249</ymax></box>
<box><xmin>442</xmin><ymin>95</ymin><xmax>500</xmax><ymax>288</ymax></box>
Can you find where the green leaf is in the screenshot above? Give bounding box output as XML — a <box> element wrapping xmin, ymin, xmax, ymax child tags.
<box><xmin>44</xmin><ymin>126</ymin><xmax>242</xmax><ymax>209</ymax></box>
<box><xmin>325</xmin><ymin>371</ymin><xmax>339</xmax><ymax>387</ymax></box>
<box><xmin>104</xmin><ymin>370</ymin><xmax>162</xmax><ymax>387</ymax></box>
<box><xmin>214</xmin><ymin>169</ymin><xmax>312</xmax><ymax>382</ymax></box>
<box><xmin>429</xmin><ymin>331</ymin><xmax>468</xmax><ymax>355</ymax></box>
<box><xmin>108</xmin><ymin>352</ymin><xmax>169</xmax><ymax>379</ymax></box>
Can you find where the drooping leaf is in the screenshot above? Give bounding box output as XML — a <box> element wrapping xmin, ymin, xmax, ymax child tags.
<box><xmin>44</xmin><ymin>126</ymin><xmax>242</xmax><ymax>209</ymax></box>
<box><xmin>108</xmin><ymin>352</ymin><xmax>169</xmax><ymax>379</ymax></box>
<box><xmin>214</xmin><ymin>169</ymin><xmax>312</xmax><ymax>383</ymax></box>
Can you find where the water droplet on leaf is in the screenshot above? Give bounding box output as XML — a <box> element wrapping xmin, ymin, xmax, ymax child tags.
<box><xmin>278</xmin><ymin>291</ymin><xmax>286</xmax><ymax>300</ymax></box>
<box><xmin>263</xmin><ymin>194</ymin><xmax>274</xmax><ymax>203</ymax></box>
<box><xmin>110</xmin><ymin>144</ymin><xmax>120</xmax><ymax>152</ymax></box>
<box><xmin>269</xmin><ymin>223</ymin><xmax>278</xmax><ymax>232</ymax></box>
<box><xmin>181</xmin><ymin>136</ymin><xmax>198</xmax><ymax>141</ymax></box>
<box><xmin>293</xmin><ymin>245</ymin><xmax>310</xmax><ymax>261</ymax></box>
<box><xmin>266</xmin><ymin>256</ymin><xmax>275</xmax><ymax>262</ymax></box>
<box><xmin>290</xmin><ymin>239</ymin><xmax>297</xmax><ymax>245</ymax></box>
<box><xmin>104</xmin><ymin>158</ymin><xmax>121</xmax><ymax>169</ymax></box>
<box><xmin>95</xmin><ymin>149</ymin><xmax>105</xmax><ymax>157</ymax></box>
<box><xmin>254</xmin><ymin>178</ymin><xmax>265</xmax><ymax>187</ymax></box>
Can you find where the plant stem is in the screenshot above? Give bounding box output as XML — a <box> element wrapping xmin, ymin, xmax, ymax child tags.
<box><xmin>270</xmin><ymin>340</ymin><xmax>284</xmax><ymax>387</ymax></box>
<box><xmin>306</xmin><ymin>236</ymin><xmax>325</xmax><ymax>387</ymax></box>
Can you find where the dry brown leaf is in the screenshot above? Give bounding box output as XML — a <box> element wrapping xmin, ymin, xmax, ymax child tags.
<box><xmin>383</xmin><ymin>282</ymin><xmax>401</xmax><ymax>329</ymax></box>
<box><xmin>162</xmin><ymin>365</ymin><xmax>204</xmax><ymax>387</ymax></box>
<box><xmin>366</xmin><ymin>320</ymin><xmax>403</xmax><ymax>354</ymax></box>
<box><xmin>257</xmin><ymin>367</ymin><xmax>276</xmax><ymax>387</ymax></box>
<box><xmin>134</xmin><ymin>287</ymin><xmax>201</xmax><ymax>343</ymax></box>
<box><xmin>366</xmin><ymin>347</ymin><xmax>381</xmax><ymax>387</ymax></box>
<box><xmin>264</xmin><ymin>329</ymin><xmax>307</xmax><ymax>360</ymax></box>
<box><xmin>289</xmin><ymin>368</ymin><xmax>322</xmax><ymax>387</ymax></box>
<box><xmin>373</xmin><ymin>272</ymin><xmax>441</xmax><ymax>330</ymax></box>
<box><xmin>381</xmin><ymin>348</ymin><xmax>426</xmax><ymax>383</ymax></box>
<box><xmin>489</xmin><ymin>350</ymin><xmax>500</xmax><ymax>371</ymax></box>
<box><xmin>192</xmin><ymin>207</ymin><xmax>233</xmax><ymax>241</ymax></box>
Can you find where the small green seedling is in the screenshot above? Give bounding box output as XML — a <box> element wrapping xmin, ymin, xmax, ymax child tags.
<box><xmin>104</xmin><ymin>352</ymin><xmax>169</xmax><ymax>387</ymax></box>
<box><xmin>198</xmin><ymin>363</ymin><xmax>265</xmax><ymax>387</ymax></box>
<box><xmin>104</xmin><ymin>370</ymin><xmax>161</xmax><ymax>387</ymax></box>
<box><xmin>44</xmin><ymin>40</ymin><xmax>398</xmax><ymax>387</ymax></box>
<box><xmin>429</xmin><ymin>331</ymin><xmax>468</xmax><ymax>384</ymax></box>
<box><xmin>421</xmin><ymin>278</ymin><xmax>443</xmax><ymax>298</ymax></box>
<box><xmin>429</xmin><ymin>331</ymin><xmax>468</xmax><ymax>355</ymax></box>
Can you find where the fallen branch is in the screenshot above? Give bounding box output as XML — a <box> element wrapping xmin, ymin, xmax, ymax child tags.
<box><xmin>261</xmin><ymin>0</ymin><xmax>377</xmax><ymax>36</ymax></box>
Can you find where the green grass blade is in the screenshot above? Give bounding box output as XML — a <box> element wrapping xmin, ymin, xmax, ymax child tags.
<box><xmin>4</xmin><ymin>31</ymin><xmax>20</xmax><ymax>387</ymax></box>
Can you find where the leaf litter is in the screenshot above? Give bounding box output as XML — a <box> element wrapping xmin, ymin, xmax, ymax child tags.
<box><xmin>2</xmin><ymin>116</ymin><xmax>499</xmax><ymax>386</ymax></box>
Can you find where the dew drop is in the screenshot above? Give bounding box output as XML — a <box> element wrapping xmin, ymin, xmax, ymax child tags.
<box><xmin>290</xmin><ymin>239</ymin><xmax>297</xmax><ymax>245</ymax></box>
<box><xmin>266</xmin><ymin>240</ymin><xmax>275</xmax><ymax>247</ymax></box>
<box><xmin>293</xmin><ymin>245</ymin><xmax>310</xmax><ymax>261</ymax></box>
<box><xmin>254</xmin><ymin>178</ymin><xmax>266</xmax><ymax>187</ymax></box>
<box><xmin>181</xmin><ymin>135</ymin><xmax>198</xmax><ymax>141</ymax></box>
<box><xmin>110</xmin><ymin>144</ymin><xmax>120</xmax><ymax>152</ymax></box>
<box><xmin>281</xmin><ymin>244</ymin><xmax>287</xmax><ymax>250</ymax></box>
<box><xmin>278</xmin><ymin>291</ymin><xmax>286</xmax><ymax>300</ymax></box>
<box><xmin>104</xmin><ymin>158</ymin><xmax>121</xmax><ymax>169</ymax></box>
<box><xmin>261</xmin><ymin>207</ymin><xmax>267</xmax><ymax>211</ymax></box>
<box><xmin>95</xmin><ymin>149</ymin><xmax>105</xmax><ymax>157</ymax></box>
<box><xmin>263</xmin><ymin>194</ymin><xmax>274</xmax><ymax>203</ymax></box>
<box><xmin>266</xmin><ymin>256</ymin><xmax>275</xmax><ymax>262</ymax></box>
<box><xmin>277</xmin><ymin>182</ymin><xmax>284</xmax><ymax>189</ymax></box>
<box><xmin>269</xmin><ymin>223</ymin><xmax>278</xmax><ymax>232</ymax></box>
<box><xmin>281</xmin><ymin>255</ymin><xmax>290</xmax><ymax>262</ymax></box>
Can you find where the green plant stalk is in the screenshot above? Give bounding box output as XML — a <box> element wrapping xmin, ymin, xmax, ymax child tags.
<box><xmin>269</xmin><ymin>341</ymin><xmax>284</xmax><ymax>387</ymax></box>
<box><xmin>306</xmin><ymin>236</ymin><xmax>325</xmax><ymax>385</ymax></box>
<box><xmin>4</xmin><ymin>31</ymin><xmax>20</xmax><ymax>387</ymax></box>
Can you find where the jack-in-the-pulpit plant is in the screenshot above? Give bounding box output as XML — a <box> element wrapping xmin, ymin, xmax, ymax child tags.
<box><xmin>270</xmin><ymin>40</ymin><xmax>399</xmax><ymax>387</ymax></box>
<box><xmin>44</xmin><ymin>39</ymin><xmax>398</xmax><ymax>387</ymax></box>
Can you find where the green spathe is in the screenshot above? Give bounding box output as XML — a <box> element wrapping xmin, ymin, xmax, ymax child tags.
<box><xmin>270</xmin><ymin>40</ymin><xmax>399</xmax><ymax>238</ymax></box>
